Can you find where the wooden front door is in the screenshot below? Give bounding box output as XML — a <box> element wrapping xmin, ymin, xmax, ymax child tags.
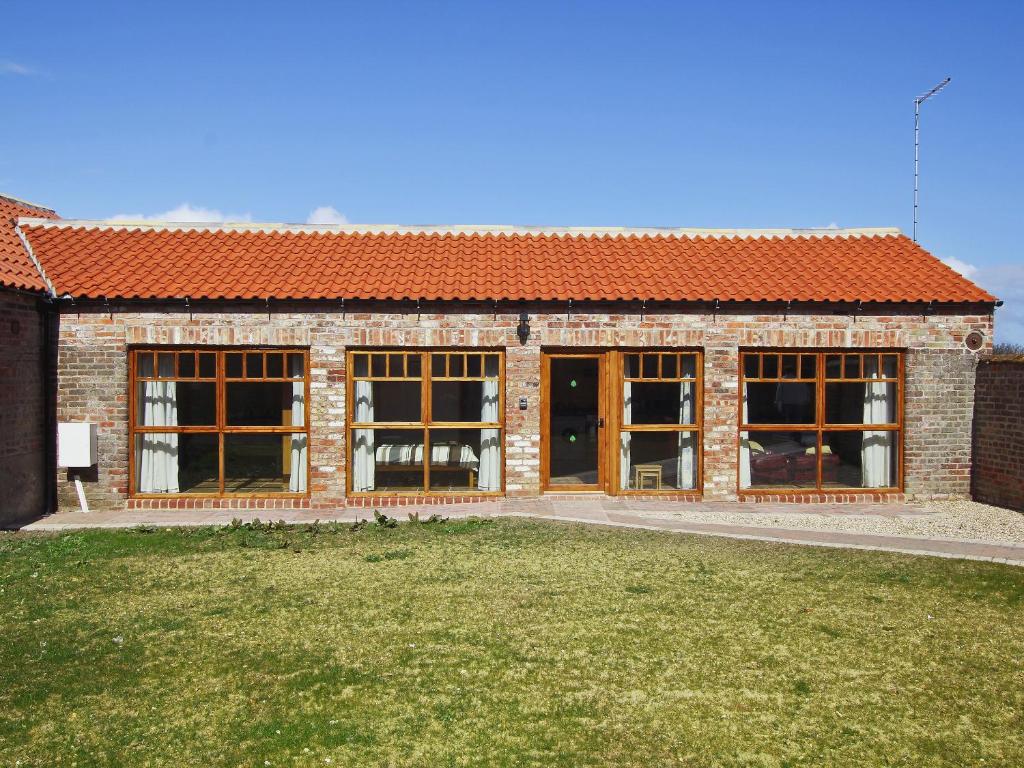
<box><xmin>541</xmin><ymin>352</ymin><xmax>608</xmax><ymax>492</ymax></box>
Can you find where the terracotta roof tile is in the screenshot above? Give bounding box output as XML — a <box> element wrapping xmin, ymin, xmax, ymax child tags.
<box><xmin>0</xmin><ymin>195</ymin><xmax>57</xmax><ymax>291</ymax></box>
<box><xmin>16</xmin><ymin>221</ymin><xmax>996</xmax><ymax>304</ymax></box>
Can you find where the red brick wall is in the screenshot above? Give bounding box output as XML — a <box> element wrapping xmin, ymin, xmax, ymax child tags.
<box><xmin>53</xmin><ymin>300</ymin><xmax>993</xmax><ymax>511</ymax></box>
<box><xmin>972</xmin><ymin>359</ymin><xmax>1024</xmax><ymax>510</ymax></box>
<box><xmin>0</xmin><ymin>291</ymin><xmax>49</xmax><ymax>525</ymax></box>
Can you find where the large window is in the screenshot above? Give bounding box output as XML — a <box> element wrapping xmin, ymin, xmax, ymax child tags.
<box><xmin>348</xmin><ymin>350</ymin><xmax>503</xmax><ymax>494</ymax></box>
<box><xmin>739</xmin><ymin>351</ymin><xmax>902</xmax><ymax>492</ymax></box>
<box><xmin>130</xmin><ymin>349</ymin><xmax>309</xmax><ymax>496</ymax></box>
<box><xmin>619</xmin><ymin>351</ymin><xmax>701</xmax><ymax>492</ymax></box>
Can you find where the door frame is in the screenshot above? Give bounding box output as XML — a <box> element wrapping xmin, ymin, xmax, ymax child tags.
<box><xmin>540</xmin><ymin>350</ymin><xmax>610</xmax><ymax>493</ymax></box>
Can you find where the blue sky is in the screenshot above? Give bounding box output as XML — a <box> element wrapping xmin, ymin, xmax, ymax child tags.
<box><xmin>2</xmin><ymin>1</ymin><xmax>1022</xmax><ymax>341</ymax></box>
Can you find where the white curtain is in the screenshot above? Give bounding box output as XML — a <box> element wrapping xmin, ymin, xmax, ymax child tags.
<box><xmin>137</xmin><ymin>354</ymin><xmax>179</xmax><ymax>493</ymax></box>
<box><xmin>677</xmin><ymin>381</ymin><xmax>695</xmax><ymax>489</ymax></box>
<box><xmin>739</xmin><ymin>383</ymin><xmax>751</xmax><ymax>489</ymax></box>
<box><xmin>862</xmin><ymin>374</ymin><xmax>895</xmax><ymax>488</ymax></box>
<box><xmin>478</xmin><ymin>359</ymin><xmax>501</xmax><ymax>491</ymax></box>
<box><xmin>620</xmin><ymin>379</ymin><xmax>632</xmax><ymax>490</ymax></box>
<box><xmin>288</xmin><ymin>355</ymin><xmax>307</xmax><ymax>492</ymax></box>
<box><xmin>352</xmin><ymin>379</ymin><xmax>376</xmax><ymax>491</ymax></box>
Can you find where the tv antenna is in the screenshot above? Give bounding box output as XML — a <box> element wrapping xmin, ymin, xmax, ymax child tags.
<box><xmin>913</xmin><ymin>77</ymin><xmax>951</xmax><ymax>242</ymax></box>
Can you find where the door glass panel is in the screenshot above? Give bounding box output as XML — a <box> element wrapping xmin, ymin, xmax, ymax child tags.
<box><xmin>548</xmin><ymin>358</ymin><xmax>600</xmax><ymax>486</ymax></box>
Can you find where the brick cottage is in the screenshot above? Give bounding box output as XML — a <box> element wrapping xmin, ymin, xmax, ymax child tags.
<box><xmin>3</xmin><ymin>206</ymin><xmax>999</xmax><ymax>518</ymax></box>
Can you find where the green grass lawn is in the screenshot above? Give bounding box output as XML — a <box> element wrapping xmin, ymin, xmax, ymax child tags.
<box><xmin>1</xmin><ymin>517</ymin><xmax>1022</xmax><ymax>767</ymax></box>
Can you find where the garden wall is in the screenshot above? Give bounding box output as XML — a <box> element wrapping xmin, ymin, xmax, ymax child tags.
<box><xmin>972</xmin><ymin>358</ymin><xmax>1024</xmax><ymax>510</ymax></box>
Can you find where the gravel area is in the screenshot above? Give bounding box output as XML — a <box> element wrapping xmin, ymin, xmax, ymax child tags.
<box><xmin>645</xmin><ymin>500</ymin><xmax>1024</xmax><ymax>545</ymax></box>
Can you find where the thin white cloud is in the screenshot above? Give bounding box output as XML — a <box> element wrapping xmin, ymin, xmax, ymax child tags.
<box><xmin>940</xmin><ymin>257</ymin><xmax>1024</xmax><ymax>344</ymax></box>
<box><xmin>109</xmin><ymin>203</ymin><xmax>252</xmax><ymax>223</ymax></box>
<box><xmin>1</xmin><ymin>60</ymin><xmax>36</xmax><ymax>76</ymax></box>
<box><xmin>306</xmin><ymin>205</ymin><xmax>349</xmax><ymax>225</ymax></box>
<box><xmin>942</xmin><ymin>257</ymin><xmax>978</xmax><ymax>278</ymax></box>
<box><xmin>978</xmin><ymin>264</ymin><xmax>1024</xmax><ymax>345</ymax></box>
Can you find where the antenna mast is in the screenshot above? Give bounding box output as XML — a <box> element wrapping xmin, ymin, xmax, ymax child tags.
<box><xmin>913</xmin><ymin>77</ymin><xmax>951</xmax><ymax>242</ymax></box>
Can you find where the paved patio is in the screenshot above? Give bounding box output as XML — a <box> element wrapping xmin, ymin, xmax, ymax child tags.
<box><xmin>17</xmin><ymin>498</ymin><xmax>1024</xmax><ymax>566</ymax></box>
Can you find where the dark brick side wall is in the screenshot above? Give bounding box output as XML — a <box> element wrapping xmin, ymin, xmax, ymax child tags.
<box><xmin>972</xmin><ymin>359</ymin><xmax>1024</xmax><ymax>510</ymax></box>
<box><xmin>0</xmin><ymin>291</ymin><xmax>48</xmax><ymax>526</ymax></box>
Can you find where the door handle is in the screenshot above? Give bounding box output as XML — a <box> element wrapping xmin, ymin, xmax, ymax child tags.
<box><xmin>597</xmin><ymin>417</ymin><xmax>605</xmax><ymax>428</ymax></box>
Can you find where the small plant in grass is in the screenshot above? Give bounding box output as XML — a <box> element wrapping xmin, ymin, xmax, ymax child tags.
<box><xmin>373</xmin><ymin>510</ymin><xmax>398</xmax><ymax>529</ymax></box>
<box><xmin>409</xmin><ymin>512</ymin><xmax>448</xmax><ymax>524</ymax></box>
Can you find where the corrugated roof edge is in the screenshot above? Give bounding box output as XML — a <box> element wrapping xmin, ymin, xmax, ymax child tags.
<box><xmin>17</xmin><ymin>216</ymin><xmax>902</xmax><ymax>239</ymax></box>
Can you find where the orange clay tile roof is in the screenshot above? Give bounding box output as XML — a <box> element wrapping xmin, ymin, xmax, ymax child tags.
<box><xmin>1</xmin><ymin>195</ymin><xmax>57</xmax><ymax>291</ymax></box>
<box><xmin>16</xmin><ymin>220</ymin><xmax>996</xmax><ymax>304</ymax></box>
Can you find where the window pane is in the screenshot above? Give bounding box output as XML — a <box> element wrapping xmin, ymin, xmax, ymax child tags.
<box><xmin>762</xmin><ymin>355</ymin><xmax>779</xmax><ymax>378</ymax></box>
<box><xmin>624</xmin><ymin>354</ymin><xmax>641</xmax><ymax>378</ymax></box>
<box><xmin>356</xmin><ymin>380</ymin><xmax>421</xmax><ymax>423</ymax></box>
<box><xmin>226</xmin><ymin>381</ymin><xmax>305</xmax><ymax>426</ymax></box>
<box><xmin>679</xmin><ymin>354</ymin><xmax>697</xmax><ymax>379</ymax></box>
<box><xmin>224</xmin><ymin>433</ymin><xmax>304</xmax><ymax>493</ymax></box>
<box><xmin>620</xmin><ymin>430</ymin><xmax>697</xmax><ymax>490</ymax></box>
<box><xmin>432</xmin><ymin>354</ymin><xmax>446</xmax><ymax>378</ymax></box>
<box><xmin>825</xmin><ymin>382</ymin><xmax>897</xmax><ymax>425</ymax></box>
<box><xmin>427</xmin><ymin>428</ymin><xmax>501</xmax><ymax>492</ymax></box>
<box><xmin>825</xmin><ymin>354</ymin><xmax>842</xmax><ymax>378</ymax></box>
<box><xmin>352</xmin><ymin>354</ymin><xmax>369</xmax><ymax>378</ymax></box>
<box><xmin>407</xmin><ymin>354</ymin><xmax>422</xmax><ymax>377</ymax></box>
<box><xmin>226</xmin><ymin>353</ymin><xmax>243</xmax><ymax>378</ymax></box>
<box><xmin>153</xmin><ymin>352</ymin><xmax>173</xmax><ymax>377</ymax></box>
<box><xmin>135</xmin><ymin>433</ymin><xmax>218</xmax><ymax>494</ymax></box>
<box><xmin>882</xmin><ymin>354</ymin><xmax>899</xmax><ymax>378</ymax></box>
<box><xmin>449</xmin><ymin>355</ymin><xmax>464</xmax><ymax>377</ymax></box>
<box><xmin>863</xmin><ymin>354</ymin><xmax>879</xmax><ymax>378</ymax></box>
<box><xmin>844</xmin><ymin>354</ymin><xmax>860</xmax><ymax>378</ymax></box>
<box><xmin>624</xmin><ymin>381</ymin><xmax>696</xmax><ymax>425</ymax></box>
<box><xmin>198</xmin><ymin>353</ymin><xmax>216</xmax><ymax>378</ymax></box>
<box><xmin>800</xmin><ymin>354</ymin><xmax>817</xmax><ymax>379</ymax></box>
<box><xmin>822</xmin><ymin>431</ymin><xmax>898</xmax><ymax>489</ymax></box>
<box><xmin>781</xmin><ymin>354</ymin><xmax>798</xmax><ymax>378</ymax></box>
<box><xmin>744</xmin><ymin>382</ymin><xmax>815</xmax><ymax>424</ymax></box>
<box><xmin>466</xmin><ymin>354</ymin><xmax>482</xmax><ymax>378</ymax></box>
<box><xmin>137</xmin><ymin>381</ymin><xmax>216</xmax><ymax>426</ymax></box>
<box><xmin>388</xmin><ymin>353</ymin><xmax>406</xmax><ymax>377</ymax></box>
<box><xmin>740</xmin><ymin>430</ymin><xmax>818</xmax><ymax>489</ymax></box>
<box><xmin>743</xmin><ymin>354</ymin><xmax>759</xmax><ymax>379</ymax></box>
<box><xmin>246</xmin><ymin>353</ymin><xmax>264</xmax><ymax>378</ymax></box>
<box><xmin>484</xmin><ymin>354</ymin><xmax>500</xmax><ymax>378</ymax></box>
<box><xmin>266</xmin><ymin>353</ymin><xmax>284</xmax><ymax>378</ymax></box>
<box><xmin>661</xmin><ymin>354</ymin><xmax>678</xmax><ymax>379</ymax></box>
<box><xmin>351</xmin><ymin>428</ymin><xmax>425</xmax><ymax>491</ymax></box>
<box><xmin>642</xmin><ymin>354</ymin><xmax>658</xmax><ymax>378</ymax></box>
<box><xmin>178</xmin><ymin>353</ymin><xmax>196</xmax><ymax>378</ymax></box>
<box><xmin>136</xmin><ymin>352</ymin><xmax>155</xmax><ymax>378</ymax></box>
<box><xmin>432</xmin><ymin>380</ymin><xmax>485</xmax><ymax>422</ymax></box>
<box><xmin>371</xmin><ymin>354</ymin><xmax>386</xmax><ymax>377</ymax></box>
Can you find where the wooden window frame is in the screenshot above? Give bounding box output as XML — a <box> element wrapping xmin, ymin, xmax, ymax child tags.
<box><xmin>737</xmin><ymin>350</ymin><xmax>904</xmax><ymax>495</ymax></box>
<box><xmin>614</xmin><ymin>350</ymin><xmax>704</xmax><ymax>495</ymax></box>
<box><xmin>346</xmin><ymin>349</ymin><xmax>505</xmax><ymax>496</ymax></box>
<box><xmin>128</xmin><ymin>347</ymin><xmax>311</xmax><ymax>498</ymax></box>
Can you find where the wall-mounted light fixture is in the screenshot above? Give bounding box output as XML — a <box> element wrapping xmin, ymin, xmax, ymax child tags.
<box><xmin>517</xmin><ymin>312</ymin><xmax>530</xmax><ymax>345</ymax></box>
